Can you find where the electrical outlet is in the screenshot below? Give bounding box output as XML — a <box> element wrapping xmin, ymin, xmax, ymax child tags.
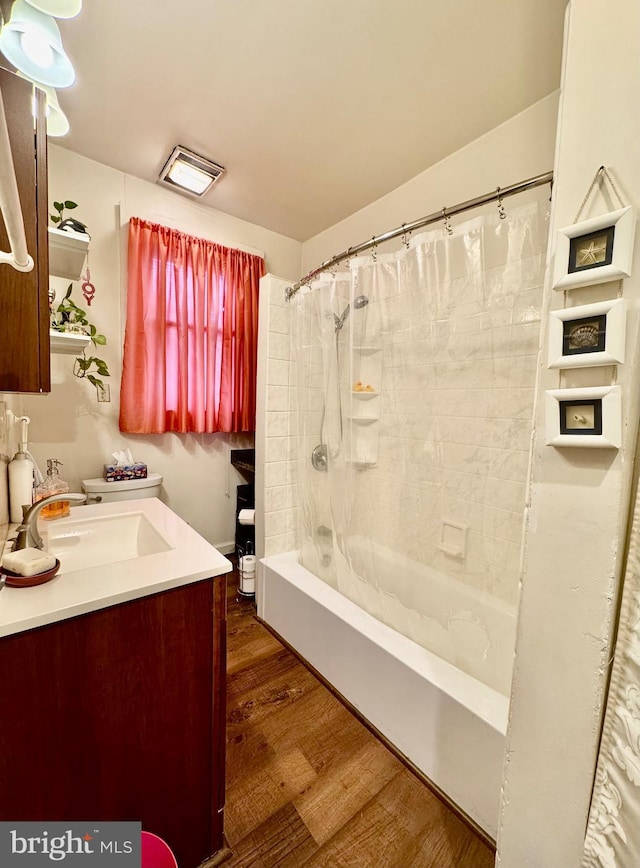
<box><xmin>96</xmin><ymin>383</ymin><xmax>111</xmax><ymax>403</ymax></box>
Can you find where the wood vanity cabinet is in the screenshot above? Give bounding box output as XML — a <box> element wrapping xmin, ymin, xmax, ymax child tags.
<box><xmin>0</xmin><ymin>66</ymin><xmax>50</xmax><ymax>393</ymax></box>
<box><xmin>0</xmin><ymin>576</ymin><xmax>227</xmax><ymax>868</ymax></box>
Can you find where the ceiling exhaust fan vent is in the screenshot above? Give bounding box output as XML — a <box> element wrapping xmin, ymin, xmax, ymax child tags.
<box><xmin>158</xmin><ymin>145</ymin><xmax>225</xmax><ymax>198</ymax></box>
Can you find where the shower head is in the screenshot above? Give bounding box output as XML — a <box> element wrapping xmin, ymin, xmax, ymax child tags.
<box><xmin>334</xmin><ymin>295</ymin><xmax>369</xmax><ymax>332</ymax></box>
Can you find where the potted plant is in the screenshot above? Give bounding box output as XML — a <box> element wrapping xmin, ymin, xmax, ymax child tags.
<box><xmin>50</xmin><ymin>199</ymin><xmax>88</xmax><ymax>234</ymax></box>
<box><xmin>51</xmin><ymin>284</ymin><xmax>110</xmax><ymax>391</ymax></box>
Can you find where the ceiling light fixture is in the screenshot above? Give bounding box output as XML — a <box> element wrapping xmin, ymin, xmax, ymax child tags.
<box><xmin>24</xmin><ymin>0</ymin><xmax>82</xmax><ymax>19</ymax></box>
<box><xmin>0</xmin><ymin>0</ymin><xmax>75</xmax><ymax>87</ymax></box>
<box><xmin>17</xmin><ymin>72</ymin><xmax>69</xmax><ymax>136</ymax></box>
<box><xmin>158</xmin><ymin>146</ymin><xmax>226</xmax><ymax>198</ymax></box>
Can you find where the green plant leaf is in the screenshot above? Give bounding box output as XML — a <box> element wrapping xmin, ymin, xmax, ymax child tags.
<box><xmin>93</xmin><ymin>334</ymin><xmax>107</xmax><ymax>346</ymax></box>
<box><xmin>64</xmin><ymin>284</ymin><xmax>73</xmax><ymax>299</ymax></box>
<box><xmin>64</xmin><ymin>201</ymin><xmax>78</xmax><ymax>209</ymax></box>
<box><xmin>51</xmin><ymin>215</ymin><xmax>61</xmax><ymax>224</ymax></box>
<box><xmin>53</xmin><ymin>201</ymin><xmax>64</xmax><ymax>212</ymax></box>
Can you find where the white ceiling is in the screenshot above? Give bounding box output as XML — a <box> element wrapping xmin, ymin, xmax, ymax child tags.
<box><xmin>53</xmin><ymin>0</ymin><xmax>567</xmax><ymax>241</ymax></box>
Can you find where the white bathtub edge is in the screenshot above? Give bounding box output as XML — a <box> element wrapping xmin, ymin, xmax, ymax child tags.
<box><xmin>262</xmin><ymin>550</ymin><xmax>509</xmax><ymax>734</ymax></box>
<box><xmin>260</xmin><ymin>551</ymin><xmax>507</xmax><ymax>838</ymax></box>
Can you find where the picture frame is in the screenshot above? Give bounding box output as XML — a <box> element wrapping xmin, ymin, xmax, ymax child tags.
<box><xmin>552</xmin><ymin>207</ymin><xmax>636</xmax><ymax>291</ymax></box>
<box><xmin>545</xmin><ymin>385</ymin><xmax>621</xmax><ymax>449</ymax></box>
<box><xmin>547</xmin><ymin>298</ymin><xmax>625</xmax><ymax>369</ymax></box>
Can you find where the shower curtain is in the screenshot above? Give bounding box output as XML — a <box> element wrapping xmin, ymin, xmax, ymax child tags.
<box><xmin>291</xmin><ymin>189</ymin><xmax>549</xmax><ymax>695</ymax></box>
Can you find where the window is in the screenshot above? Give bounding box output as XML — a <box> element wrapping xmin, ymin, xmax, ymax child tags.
<box><xmin>120</xmin><ymin>217</ymin><xmax>264</xmax><ymax>434</ymax></box>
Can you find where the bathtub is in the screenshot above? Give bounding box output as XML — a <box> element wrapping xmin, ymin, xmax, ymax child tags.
<box><xmin>258</xmin><ymin>549</ymin><xmax>511</xmax><ymax>840</ymax></box>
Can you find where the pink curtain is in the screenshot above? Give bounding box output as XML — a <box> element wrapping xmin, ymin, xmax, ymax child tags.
<box><xmin>120</xmin><ymin>217</ymin><xmax>264</xmax><ymax>434</ymax></box>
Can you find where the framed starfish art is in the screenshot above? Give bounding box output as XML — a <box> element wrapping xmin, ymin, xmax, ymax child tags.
<box><xmin>552</xmin><ymin>206</ymin><xmax>636</xmax><ymax>291</ymax></box>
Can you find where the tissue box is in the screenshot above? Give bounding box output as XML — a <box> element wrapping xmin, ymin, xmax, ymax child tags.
<box><xmin>103</xmin><ymin>463</ymin><xmax>147</xmax><ymax>482</ymax></box>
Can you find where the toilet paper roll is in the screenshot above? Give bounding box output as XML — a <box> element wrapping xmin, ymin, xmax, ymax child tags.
<box><xmin>240</xmin><ymin>554</ymin><xmax>256</xmax><ymax>574</ymax></box>
<box><xmin>238</xmin><ymin>508</ymin><xmax>255</xmax><ymax>526</ymax></box>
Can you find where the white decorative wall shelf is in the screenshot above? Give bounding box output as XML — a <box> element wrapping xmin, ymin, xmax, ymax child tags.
<box><xmin>49</xmin><ymin>330</ymin><xmax>91</xmax><ymax>355</ymax></box>
<box><xmin>48</xmin><ymin>226</ymin><xmax>90</xmax><ymax>280</ymax></box>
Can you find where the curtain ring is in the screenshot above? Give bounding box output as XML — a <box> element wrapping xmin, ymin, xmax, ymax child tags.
<box><xmin>371</xmin><ymin>237</ymin><xmax>378</xmax><ymax>262</ymax></box>
<box><xmin>442</xmin><ymin>207</ymin><xmax>453</xmax><ymax>236</ymax></box>
<box><xmin>401</xmin><ymin>223</ymin><xmax>412</xmax><ymax>249</ymax></box>
<box><xmin>497</xmin><ymin>187</ymin><xmax>507</xmax><ymax>220</ymax></box>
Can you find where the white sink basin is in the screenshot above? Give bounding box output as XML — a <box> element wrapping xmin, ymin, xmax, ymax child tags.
<box><xmin>1</xmin><ymin>498</ymin><xmax>232</xmax><ymax>639</ymax></box>
<box><xmin>44</xmin><ymin>510</ymin><xmax>173</xmax><ymax>574</ymax></box>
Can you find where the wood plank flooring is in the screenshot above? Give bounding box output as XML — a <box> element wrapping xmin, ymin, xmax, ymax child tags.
<box><xmin>223</xmin><ymin>569</ymin><xmax>496</xmax><ymax>868</ymax></box>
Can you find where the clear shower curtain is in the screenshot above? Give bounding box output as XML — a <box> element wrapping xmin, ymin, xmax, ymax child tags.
<box><xmin>291</xmin><ymin>191</ymin><xmax>549</xmax><ymax>695</ymax></box>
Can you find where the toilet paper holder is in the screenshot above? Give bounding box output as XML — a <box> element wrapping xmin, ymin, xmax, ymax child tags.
<box><xmin>238</xmin><ymin>542</ymin><xmax>256</xmax><ymax>599</ymax></box>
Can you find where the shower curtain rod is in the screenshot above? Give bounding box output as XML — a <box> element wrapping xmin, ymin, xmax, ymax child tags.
<box><xmin>286</xmin><ymin>169</ymin><xmax>553</xmax><ymax>299</ymax></box>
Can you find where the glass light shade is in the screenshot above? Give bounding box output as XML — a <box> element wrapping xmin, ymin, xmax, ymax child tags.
<box><xmin>0</xmin><ymin>0</ymin><xmax>75</xmax><ymax>87</ymax></box>
<box><xmin>24</xmin><ymin>0</ymin><xmax>82</xmax><ymax>19</ymax></box>
<box><xmin>41</xmin><ymin>85</ymin><xmax>69</xmax><ymax>136</ymax></box>
<box><xmin>18</xmin><ymin>71</ymin><xmax>70</xmax><ymax>136</ymax></box>
<box><xmin>21</xmin><ymin>28</ymin><xmax>55</xmax><ymax>67</ymax></box>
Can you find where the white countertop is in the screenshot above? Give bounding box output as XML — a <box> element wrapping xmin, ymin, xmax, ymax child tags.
<box><xmin>0</xmin><ymin>498</ymin><xmax>232</xmax><ymax>638</ymax></box>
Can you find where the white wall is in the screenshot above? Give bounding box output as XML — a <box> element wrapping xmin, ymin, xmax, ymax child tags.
<box><xmin>498</xmin><ymin>2</ymin><xmax>640</xmax><ymax>866</ymax></box>
<box><xmin>13</xmin><ymin>146</ymin><xmax>302</xmax><ymax>549</ymax></box>
<box><xmin>301</xmin><ymin>92</ymin><xmax>559</xmax><ymax>273</ymax></box>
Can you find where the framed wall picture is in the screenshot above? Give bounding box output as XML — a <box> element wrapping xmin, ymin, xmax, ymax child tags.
<box><xmin>547</xmin><ymin>298</ymin><xmax>625</xmax><ymax>368</ymax></box>
<box><xmin>552</xmin><ymin>207</ymin><xmax>636</xmax><ymax>291</ymax></box>
<box><xmin>545</xmin><ymin>385</ymin><xmax>621</xmax><ymax>449</ymax></box>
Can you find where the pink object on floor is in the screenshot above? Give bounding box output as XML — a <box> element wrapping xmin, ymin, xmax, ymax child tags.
<box><xmin>141</xmin><ymin>831</ymin><xmax>178</xmax><ymax>867</ymax></box>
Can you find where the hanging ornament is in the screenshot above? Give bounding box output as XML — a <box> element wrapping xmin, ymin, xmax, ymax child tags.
<box><xmin>81</xmin><ymin>266</ymin><xmax>96</xmax><ymax>305</ymax></box>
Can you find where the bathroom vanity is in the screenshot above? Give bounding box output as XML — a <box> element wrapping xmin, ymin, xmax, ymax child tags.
<box><xmin>0</xmin><ymin>499</ymin><xmax>232</xmax><ymax>868</ymax></box>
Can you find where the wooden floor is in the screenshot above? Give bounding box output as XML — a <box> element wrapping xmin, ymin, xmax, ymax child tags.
<box><xmin>222</xmin><ymin>570</ymin><xmax>496</xmax><ymax>868</ymax></box>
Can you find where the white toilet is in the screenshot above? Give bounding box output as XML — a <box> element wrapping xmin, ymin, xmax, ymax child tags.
<box><xmin>81</xmin><ymin>472</ymin><xmax>163</xmax><ymax>504</ymax></box>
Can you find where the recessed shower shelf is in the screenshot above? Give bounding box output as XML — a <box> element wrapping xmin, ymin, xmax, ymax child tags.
<box><xmin>347</xmin><ymin>416</ymin><xmax>378</xmax><ymax>425</ymax></box>
<box><xmin>354</xmin><ymin>345</ymin><xmax>382</xmax><ymax>355</ymax></box>
<box><xmin>351</xmin><ymin>390</ymin><xmax>380</xmax><ymax>399</ymax></box>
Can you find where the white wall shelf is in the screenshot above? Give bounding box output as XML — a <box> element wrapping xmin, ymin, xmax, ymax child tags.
<box><xmin>49</xmin><ymin>330</ymin><xmax>91</xmax><ymax>355</ymax></box>
<box><xmin>48</xmin><ymin>226</ymin><xmax>90</xmax><ymax>280</ymax></box>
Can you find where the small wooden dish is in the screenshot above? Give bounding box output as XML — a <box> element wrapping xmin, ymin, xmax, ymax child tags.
<box><xmin>1</xmin><ymin>559</ymin><xmax>61</xmax><ymax>588</ymax></box>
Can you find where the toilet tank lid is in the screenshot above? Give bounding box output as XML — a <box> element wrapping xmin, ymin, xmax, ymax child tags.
<box><xmin>82</xmin><ymin>472</ymin><xmax>163</xmax><ymax>493</ymax></box>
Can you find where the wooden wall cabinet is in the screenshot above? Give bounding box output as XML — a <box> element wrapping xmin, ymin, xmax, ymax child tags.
<box><xmin>0</xmin><ymin>66</ymin><xmax>50</xmax><ymax>393</ymax></box>
<box><xmin>0</xmin><ymin>576</ymin><xmax>227</xmax><ymax>868</ymax></box>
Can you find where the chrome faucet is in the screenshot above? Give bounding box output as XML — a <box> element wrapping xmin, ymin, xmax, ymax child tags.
<box><xmin>13</xmin><ymin>493</ymin><xmax>87</xmax><ymax>551</ymax></box>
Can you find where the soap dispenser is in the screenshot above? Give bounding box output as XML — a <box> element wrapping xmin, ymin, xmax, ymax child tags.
<box><xmin>8</xmin><ymin>417</ymin><xmax>34</xmax><ymax>523</ymax></box>
<box><xmin>35</xmin><ymin>459</ymin><xmax>70</xmax><ymax>520</ymax></box>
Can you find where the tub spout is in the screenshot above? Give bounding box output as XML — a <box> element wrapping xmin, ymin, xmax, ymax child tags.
<box><xmin>13</xmin><ymin>493</ymin><xmax>87</xmax><ymax>551</ymax></box>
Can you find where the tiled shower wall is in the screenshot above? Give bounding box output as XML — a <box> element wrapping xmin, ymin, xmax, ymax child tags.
<box><xmin>259</xmin><ymin>194</ymin><xmax>547</xmax><ymax>610</ymax></box>
<box><xmin>345</xmin><ymin>206</ymin><xmax>547</xmax><ymax>605</ymax></box>
<box><xmin>257</xmin><ymin>275</ymin><xmax>298</xmax><ymax>558</ymax></box>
